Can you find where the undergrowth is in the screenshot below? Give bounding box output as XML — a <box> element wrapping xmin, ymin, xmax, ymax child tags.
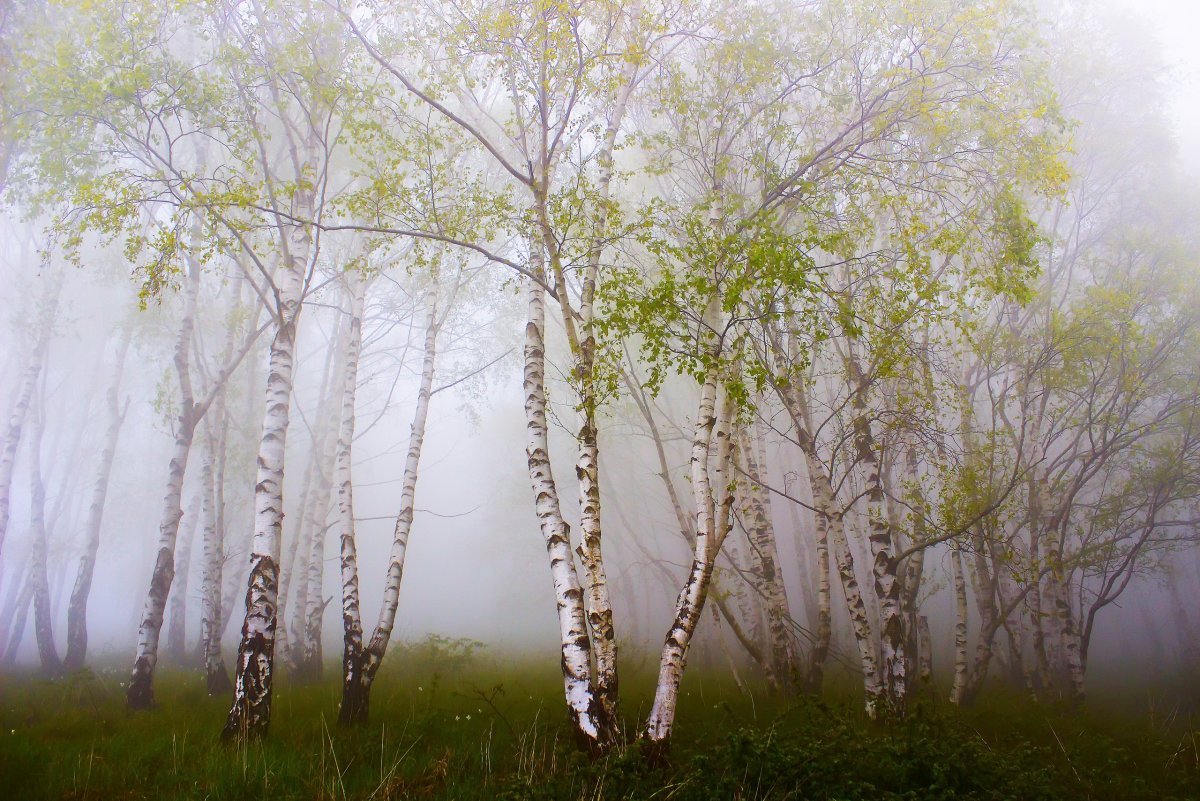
<box><xmin>0</xmin><ymin>647</ymin><xmax>1195</xmax><ymax>800</ymax></box>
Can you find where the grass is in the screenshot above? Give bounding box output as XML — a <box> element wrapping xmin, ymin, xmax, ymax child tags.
<box><xmin>0</xmin><ymin>645</ymin><xmax>1196</xmax><ymax>800</ymax></box>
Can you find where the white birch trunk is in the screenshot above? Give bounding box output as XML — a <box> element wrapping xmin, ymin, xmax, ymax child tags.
<box><xmin>523</xmin><ymin>272</ymin><xmax>602</xmax><ymax>750</ymax></box>
<box><xmin>166</xmin><ymin>497</ymin><xmax>201</xmax><ymax>664</ymax></box>
<box><xmin>128</xmin><ymin>265</ymin><xmax>201</xmax><ymax>709</ymax></box>
<box><xmin>850</xmin><ymin>376</ymin><xmax>906</xmax><ymax>716</ymax></box>
<box><xmin>644</xmin><ymin>357</ymin><xmax>737</xmax><ymax>746</ymax></box>
<box><xmin>199</xmin><ymin>424</ymin><xmax>232</xmax><ymax>695</ymax></box>
<box><xmin>63</xmin><ymin>332</ymin><xmax>130</xmax><ymax>671</ymax></box>
<box><xmin>362</xmin><ymin>278</ymin><xmax>440</xmax><ymax>688</ymax></box>
<box><xmin>221</xmin><ymin>232</ymin><xmax>307</xmax><ymax>739</ymax></box>
<box><xmin>334</xmin><ymin>274</ymin><xmax>368</xmax><ymax>725</ymax></box>
<box><xmin>951</xmin><ymin>545</ymin><xmax>969</xmax><ymax>704</ymax></box>
<box><xmin>28</xmin><ymin>407</ymin><xmax>60</xmax><ymax>676</ymax></box>
<box><xmin>738</xmin><ymin>425</ymin><xmax>796</xmax><ymax>690</ymax></box>
<box><xmin>295</xmin><ymin>332</ymin><xmax>345</xmax><ymax>680</ymax></box>
<box><xmin>0</xmin><ymin>281</ymin><xmax>58</xmax><ymax>570</ymax></box>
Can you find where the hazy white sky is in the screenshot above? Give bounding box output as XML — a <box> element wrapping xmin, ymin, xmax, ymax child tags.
<box><xmin>1113</xmin><ymin>0</ymin><xmax>1200</xmax><ymax>168</ymax></box>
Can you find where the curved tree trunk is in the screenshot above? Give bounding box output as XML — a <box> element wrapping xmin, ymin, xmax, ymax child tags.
<box><xmin>28</xmin><ymin>406</ymin><xmax>60</xmax><ymax>677</ymax></box>
<box><xmin>63</xmin><ymin>332</ymin><xmax>130</xmax><ymax>672</ymax></box>
<box><xmin>128</xmin><ymin>263</ymin><xmax>200</xmax><ymax>710</ymax></box>
<box><xmin>361</xmin><ymin>278</ymin><xmax>440</xmax><ymax>694</ymax></box>
<box><xmin>0</xmin><ymin>279</ymin><xmax>59</xmax><ymax>570</ymax></box>
<box><xmin>738</xmin><ymin>424</ymin><xmax>797</xmax><ymax>691</ymax></box>
<box><xmin>644</xmin><ymin>353</ymin><xmax>737</xmax><ymax>748</ymax></box>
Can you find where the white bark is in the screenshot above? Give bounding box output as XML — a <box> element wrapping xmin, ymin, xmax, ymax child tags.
<box><xmin>222</xmin><ymin>220</ymin><xmax>308</xmax><ymax>738</ymax></box>
<box><xmin>63</xmin><ymin>331</ymin><xmax>130</xmax><ymax>671</ymax></box>
<box><xmin>951</xmin><ymin>545</ymin><xmax>969</xmax><ymax>705</ymax></box>
<box><xmin>0</xmin><ymin>280</ymin><xmax>59</xmax><ymax>569</ymax></box>
<box><xmin>28</xmin><ymin>406</ymin><xmax>60</xmax><ymax>676</ymax></box>
<box><xmin>128</xmin><ymin>264</ymin><xmax>201</xmax><ymax>709</ymax></box>
<box><xmin>644</xmin><ymin>355</ymin><xmax>737</xmax><ymax>745</ymax></box>
<box><xmin>523</xmin><ymin>272</ymin><xmax>601</xmax><ymax>747</ymax></box>
<box><xmin>334</xmin><ymin>273</ymin><xmax>367</xmax><ymax>725</ymax></box>
<box><xmin>199</xmin><ymin>423</ymin><xmax>231</xmax><ymax>694</ymax></box>
<box><xmin>362</xmin><ymin>277</ymin><xmax>440</xmax><ymax>686</ymax></box>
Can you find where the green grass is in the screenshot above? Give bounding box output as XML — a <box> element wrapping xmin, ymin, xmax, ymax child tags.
<box><xmin>0</xmin><ymin>649</ymin><xmax>1196</xmax><ymax>800</ymax></box>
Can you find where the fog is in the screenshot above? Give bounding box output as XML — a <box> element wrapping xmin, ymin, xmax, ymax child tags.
<box><xmin>1</xmin><ymin>0</ymin><xmax>1199</xmax><ymax>750</ymax></box>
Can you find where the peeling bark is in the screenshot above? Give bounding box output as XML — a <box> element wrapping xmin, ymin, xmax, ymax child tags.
<box><xmin>222</xmin><ymin>223</ymin><xmax>308</xmax><ymax>739</ymax></box>
<box><xmin>523</xmin><ymin>269</ymin><xmax>602</xmax><ymax>750</ymax></box>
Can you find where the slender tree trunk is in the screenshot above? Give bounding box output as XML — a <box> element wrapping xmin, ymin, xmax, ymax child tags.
<box><xmin>128</xmin><ymin>264</ymin><xmax>201</xmax><ymax>710</ymax></box>
<box><xmin>523</xmin><ymin>269</ymin><xmax>603</xmax><ymax>751</ymax></box>
<box><xmin>63</xmin><ymin>333</ymin><xmax>130</xmax><ymax>672</ymax></box>
<box><xmin>279</xmin><ymin>331</ymin><xmax>339</xmax><ymax>672</ymax></box>
<box><xmin>166</xmin><ymin>497</ymin><xmax>201</xmax><ymax>665</ymax></box>
<box><xmin>0</xmin><ymin>279</ymin><xmax>59</xmax><ymax>569</ymax></box>
<box><xmin>199</xmin><ymin>424</ymin><xmax>232</xmax><ymax>695</ymax></box>
<box><xmin>738</xmin><ymin>424</ymin><xmax>797</xmax><ymax>691</ymax></box>
<box><xmin>916</xmin><ymin>615</ymin><xmax>932</xmax><ymax>685</ymax></box>
<box><xmin>804</xmin><ymin>490</ymin><xmax>832</xmax><ymax>694</ymax></box>
<box><xmin>2</xmin><ymin>576</ymin><xmax>33</xmax><ymax>667</ymax></box>
<box><xmin>951</xmin><ymin>545</ymin><xmax>970</xmax><ymax>704</ymax></box>
<box><xmin>774</xmin><ymin>373</ymin><xmax>881</xmax><ymax>711</ymax></box>
<box><xmin>28</xmin><ymin>406</ymin><xmax>60</xmax><ymax>677</ymax></box>
<box><xmin>361</xmin><ymin>277</ymin><xmax>440</xmax><ymax>693</ymax></box>
<box><xmin>334</xmin><ymin>274</ymin><xmax>368</xmax><ymax>726</ymax></box>
<box><xmin>644</xmin><ymin>355</ymin><xmax>737</xmax><ymax>748</ymax></box>
<box><xmin>294</xmin><ymin>332</ymin><xmax>344</xmax><ymax>681</ymax></box>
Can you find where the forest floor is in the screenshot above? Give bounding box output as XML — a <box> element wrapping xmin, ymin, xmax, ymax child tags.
<box><xmin>0</xmin><ymin>643</ymin><xmax>1197</xmax><ymax>800</ymax></box>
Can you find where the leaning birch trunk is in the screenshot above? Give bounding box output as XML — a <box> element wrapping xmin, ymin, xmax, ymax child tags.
<box><xmin>739</xmin><ymin>424</ymin><xmax>797</xmax><ymax>690</ymax></box>
<box><xmin>28</xmin><ymin>408</ymin><xmax>61</xmax><ymax>677</ymax></box>
<box><xmin>128</xmin><ymin>264</ymin><xmax>201</xmax><ymax>710</ymax></box>
<box><xmin>643</xmin><ymin>359</ymin><xmax>737</xmax><ymax>748</ymax></box>
<box><xmin>333</xmin><ymin>273</ymin><xmax>368</xmax><ymax>725</ymax></box>
<box><xmin>950</xmin><ymin>544</ymin><xmax>970</xmax><ymax>704</ymax></box>
<box><xmin>221</xmin><ymin>224</ymin><xmax>309</xmax><ymax>740</ymax></box>
<box><xmin>795</xmin><ymin>417</ymin><xmax>881</xmax><ymax>712</ymax></box>
<box><xmin>523</xmin><ymin>270</ymin><xmax>602</xmax><ymax>751</ymax></box>
<box><xmin>199</xmin><ymin>424</ymin><xmax>232</xmax><ymax>695</ymax></box>
<box><xmin>62</xmin><ymin>333</ymin><xmax>130</xmax><ymax>672</ymax></box>
<box><xmin>166</xmin><ymin>498</ymin><xmax>201</xmax><ymax>665</ymax></box>
<box><xmin>774</xmin><ymin>370</ymin><xmax>880</xmax><ymax>709</ymax></box>
<box><xmin>362</xmin><ymin>277</ymin><xmax>440</xmax><ymax>691</ymax></box>
<box><xmin>0</xmin><ymin>280</ymin><xmax>59</xmax><ymax>570</ymax></box>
